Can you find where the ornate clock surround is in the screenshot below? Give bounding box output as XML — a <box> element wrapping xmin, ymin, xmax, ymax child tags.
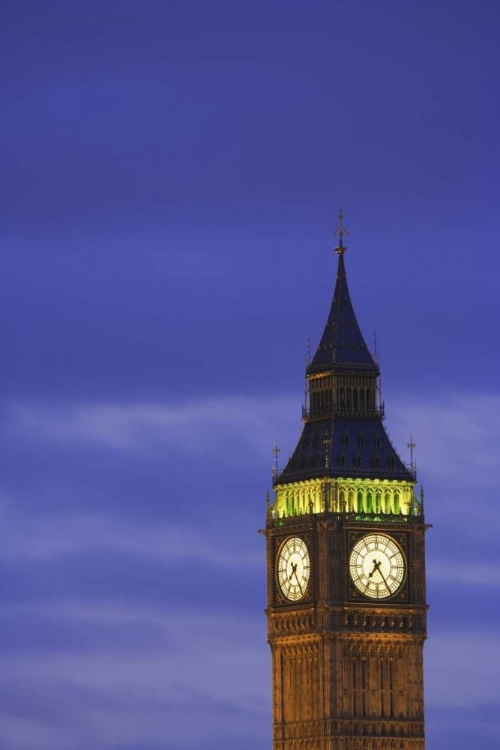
<box><xmin>345</xmin><ymin>527</ymin><xmax>410</xmax><ymax>604</ymax></box>
<box><xmin>271</xmin><ymin>526</ymin><xmax>315</xmax><ymax>608</ymax></box>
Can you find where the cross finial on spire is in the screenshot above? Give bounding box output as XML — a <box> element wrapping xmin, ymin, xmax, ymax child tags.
<box><xmin>334</xmin><ymin>210</ymin><xmax>349</xmax><ymax>255</ymax></box>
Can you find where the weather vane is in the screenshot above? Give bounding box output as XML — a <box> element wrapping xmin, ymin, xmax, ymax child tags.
<box><xmin>334</xmin><ymin>210</ymin><xmax>349</xmax><ymax>255</ymax></box>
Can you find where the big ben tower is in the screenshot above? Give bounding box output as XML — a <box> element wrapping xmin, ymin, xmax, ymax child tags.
<box><xmin>264</xmin><ymin>214</ymin><xmax>428</xmax><ymax>750</ymax></box>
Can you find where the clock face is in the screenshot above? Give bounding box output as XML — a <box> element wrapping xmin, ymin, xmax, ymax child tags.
<box><xmin>349</xmin><ymin>533</ymin><xmax>405</xmax><ymax>599</ymax></box>
<box><xmin>277</xmin><ymin>537</ymin><xmax>310</xmax><ymax>602</ymax></box>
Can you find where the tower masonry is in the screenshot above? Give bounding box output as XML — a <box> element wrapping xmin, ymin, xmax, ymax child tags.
<box><xmin>264</xmin><ymin>216</ymin><xmax>429</xmax><ymax>750</ymax></box>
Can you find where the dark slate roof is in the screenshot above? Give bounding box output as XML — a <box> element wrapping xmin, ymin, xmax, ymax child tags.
<box><xmin>276</xmin><ymin>242</ymin><xmax>414</xmax><ymax>487</ymax></box>
<box><xmin>307</xmin><ymin>253</ymin><xmax>378</xmax><ymax>374</ymax></box>
<box><xmin>278</xmin><ymin>417</ymin><xmax>414</xmax><ymax>485</ymax></box>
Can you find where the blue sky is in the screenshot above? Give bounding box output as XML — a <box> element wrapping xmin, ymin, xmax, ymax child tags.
<box><xmin>1</xmin><ymin>1</ymin><xmax>499</xmax><ymax>748</ymax></box>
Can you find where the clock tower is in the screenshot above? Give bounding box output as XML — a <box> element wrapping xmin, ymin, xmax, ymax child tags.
<box><xmin>264</xmin><ymin>215</ymin><xmax>428</xmax><ymax>750</ymax></box>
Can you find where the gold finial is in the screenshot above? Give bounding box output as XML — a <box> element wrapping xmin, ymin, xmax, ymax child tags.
<box><xmin>334</xmin><ymin>210</ymin><xmax>349</xmax><ymax>255</ymax></box>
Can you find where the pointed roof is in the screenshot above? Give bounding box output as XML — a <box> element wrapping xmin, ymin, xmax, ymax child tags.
<box><xmin>307</xmin><ymin>250</ymin><xmax>378</xmax><ymax>375</ymax></box>
<box><xmin>275</xmin><ymin>215</ymin><xmax>414</xmax><ymax>486</ymax></box>
<box><xmin>278</xmin><ymin>417</ymin><xmax>414</xmax><ymax>484</ymax></box>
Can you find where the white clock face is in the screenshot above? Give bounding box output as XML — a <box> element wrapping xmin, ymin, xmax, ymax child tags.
<box><xmin>349</xmin><ymin>533</ymin><xmax>405</xmax><ymax>599</ymax></box>
<box><xmin>277</xmin><ymin>537</ymin><xmax>310</xmax><ymax>602</ymax></box>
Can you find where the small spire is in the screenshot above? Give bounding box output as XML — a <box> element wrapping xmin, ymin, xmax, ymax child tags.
<box><xmin>334</xmin><ymin>210</ymin><xmax>349</xmax><ymax>255</ymax></box>
<box><xmin>272</xmin><ymin>440</ymin><xmax>281</xmax><ymax>482</ymax></box>
<box><xmin>407</xmin><ymin>435</ymin><xmax>417</xmax><ymax>469</ymax></box>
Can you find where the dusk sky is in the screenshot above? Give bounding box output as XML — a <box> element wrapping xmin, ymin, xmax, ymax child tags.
<box><xmin>1</xmin><ymin>1</ymin><xmax>499</xmax><ymax>748</ymax></box>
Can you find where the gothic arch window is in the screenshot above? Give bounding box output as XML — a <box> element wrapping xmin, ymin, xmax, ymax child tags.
<box><xmin>348</xmin><ymin>488</ymin><xmax>356</xmax><ymax>512</ymax></box>
<box><xmin>375</xmin><ymin>490</ymin><xmax>382</xmax><ymax>513</ymax></box>
<box><xmin>389</xmin><ymin>456</ymin><xmax>396</xmax><ymax>470</ymax></box>
<box><xmin>359</xmin><ymin>389</ymin><xmax>365</xmax><ymax>408</ymax></box>
<box><xmin>358</xmin><ymin>433</ymin><xmax>365</xmax><ymax>448</ymax></box>
<box><xmin>338</xmin><ymin>453</ymin><xmax>346</xmax><ymax>468</ymax></box>
<box><xmin>372</xmin><ymin>455</ymin><xmax>380</xmax><ymax>469</ymax></box>
<box><xmin>393</xmin><ymin>490</ymin><xmax>400</xmax><ymax>514</ymax></box>
<box><xmin>339</xmin><ymin>487</ymin><xmax>346</xmax><ymax>511</ymax></box>
<box><xmin>384</xmin><ymin>489</ymin><xmax>391</xmax><ymax>513</ymax></box>
<box><xmin>367</xmin><ymin>488</ymin><xmax>374</xmax><ymax>512</ymax></box>
<box><xmin>354</xmin><ymin>455</ymin><xmax>361</xmax><ymax>469</ymax></box>
<box><xmin>342</xmin><ymin>433</ymin><xmax>349</xmax><ymax>447</ymax></box>
<box><xmin>374</xmin><ymin>435</ymin><xmax>381</xmax><ymax>449</ymax></box>
<box><xmin>357</xmin><ymin>488</ymin><xmax>364</xmax><ymax>512</ymax></box>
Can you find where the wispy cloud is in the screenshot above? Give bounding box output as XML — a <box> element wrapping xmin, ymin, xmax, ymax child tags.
<box><xmin>430</xmin><ymin>560</ymin><xmax>500</xmax><ymax>586</ymax></box>
<box><xmin>0</xmin><ymin>499</ymin><xmax>260</xmax><ymax>567</ymax></box>
<box><xmin>5</xmin><ymin>390</ymin><xmax>500</xmax><ymax>511</ymax></box>
<box><xmin>0</xmin><ymin>601</ymin><xmax>269</xmax><ymax>750</ymax></box>
<box><xmin>426</xmin><ymin>632</ymin><xmax>500</xmax><ymax>708</ymax></box>
<box><xmin>5</xmin><ymin>396</ymin><xmax>297</xmax><ymax>454</ymax></box>
<box><xmin>6</xmin><ymin>391</ymin><xmax>500</xmax><ymax>472</ymax></box>
<box><xmin>389</xmin><ymin>392</ymin><xmax>500</xmax><ymax>491</ymax></box>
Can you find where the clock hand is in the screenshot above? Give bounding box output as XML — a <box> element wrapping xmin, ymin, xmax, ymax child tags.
<box><xmin>292</xmin><ymin>568</ymin><xmax>304</xmax><ymax>595</ymax></box>
<box><xmin>286</xmin><ymin>562</ymin><xmax>297</xmax><ymax>584</ymax></box>
<box><xmin>377</xmin><ymin>566</ymin><xmax>390</xmax><ymax>590</ymax></box>
<box><xmin>369</xmin><ymin>559</ymin><xmax>390</xmax><ymax>590</ymax></box>
<box><xmin>368</xmin><ymin>559</ymin><xmax>381</xmax><ymax>578</ymax></box>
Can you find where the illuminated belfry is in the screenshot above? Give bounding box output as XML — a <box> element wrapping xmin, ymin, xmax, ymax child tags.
<box><xmin>264</xmin><ymin>214</ymin><xmax>428</xmax><ymax>750</ymax></box>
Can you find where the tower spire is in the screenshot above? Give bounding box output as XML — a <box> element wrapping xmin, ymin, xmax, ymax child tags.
<box><xmin>307</xmin><ymin>217</ymin><xmax>377</xmax><ymax>375</ymax></box>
